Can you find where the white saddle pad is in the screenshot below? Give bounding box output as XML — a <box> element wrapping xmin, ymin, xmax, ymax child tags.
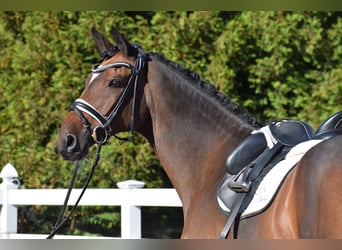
<box><xmin>218</xmin><ymin>139</ymin><xmax>323</xmax><ymax>218</ymax></box>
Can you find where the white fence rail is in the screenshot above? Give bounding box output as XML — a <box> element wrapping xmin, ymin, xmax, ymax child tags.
<box><xmin>0</xmin><ymin>163</ymin><xmax>182</xmax><ymax>239</ymax></box>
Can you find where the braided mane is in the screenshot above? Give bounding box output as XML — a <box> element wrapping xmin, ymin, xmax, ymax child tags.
<box><xmin>148</xmin><ymin>52</ymin><xmax>263</xmax><ymax>129</ymax></box>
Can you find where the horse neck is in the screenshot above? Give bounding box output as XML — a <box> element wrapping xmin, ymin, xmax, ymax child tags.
<box><xmin>143</xmin><ymin>57</ymin><xmax>254</xmax><ymax>213</ymax></box>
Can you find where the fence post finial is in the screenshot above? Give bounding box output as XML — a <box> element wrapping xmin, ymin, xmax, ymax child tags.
<box><xmin>117</xmin><ymin>179</ymin><xmax>145</xmax><ymax>239</ymax></box>
<box><xmin>0</xmin><ymin>163</ymin><xmax>20</xmax><ymax>238</ymax></box>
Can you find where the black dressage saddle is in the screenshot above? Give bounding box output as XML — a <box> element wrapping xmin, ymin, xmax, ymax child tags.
<box><xmin>218</xmin><ymin>110</ymin><xmax>342</xmax><ymax>239</ymax></box>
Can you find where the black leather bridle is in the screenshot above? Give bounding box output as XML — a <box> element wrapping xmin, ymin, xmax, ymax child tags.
<box><xmin>70</xmin><ymin>44</ymin><xmax>146</xmax><ymax>145</ymax></box>
<box><xmin>47</xmin><ymin>45</ymin><xmax>146</xmax><ymax>239</ymax></box>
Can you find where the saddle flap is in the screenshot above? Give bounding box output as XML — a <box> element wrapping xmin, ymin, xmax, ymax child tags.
<box><xmin>226</xmin><ymin>133</ymin><xmax>267</xmax><ymax>175</ymax></box>
<box><xmin>269</xmin><ymin>120</ymin><xmax>314</xmax><ymax>146</ymax></box>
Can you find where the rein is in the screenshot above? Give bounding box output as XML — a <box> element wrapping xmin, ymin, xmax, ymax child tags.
<box><xmin>47</xmin><ymin>45</ymin><xmax>146</xmax><ymax>239</ymax></box>
<box><xmin>46</xmin><ymin>142</ymin><xmax>102</xmax><ymax>239</ymax></box>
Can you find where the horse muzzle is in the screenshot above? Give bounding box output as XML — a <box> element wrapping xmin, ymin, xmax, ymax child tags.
<box><xmin>57</xmin><ymin>130</ymin><xmax>90</xmax><ymax>161</ymax></box>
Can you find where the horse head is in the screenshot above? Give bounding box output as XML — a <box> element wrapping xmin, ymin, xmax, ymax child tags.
<box><xmin>57</xmin><ymin>27</ymin><xmax>149</xmax><ymax>161</ymax></box>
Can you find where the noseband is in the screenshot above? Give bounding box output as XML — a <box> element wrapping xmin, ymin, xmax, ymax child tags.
<box><xmin>70</xmin><ymin>45</ymin><xmax>146</xmax><ymax>144</ymax></box>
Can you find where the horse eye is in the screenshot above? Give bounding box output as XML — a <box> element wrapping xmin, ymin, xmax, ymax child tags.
<box><xmin>109</xmin><ymin>79</ymin><xmax>122</xmax><ymax>88</ymax></box>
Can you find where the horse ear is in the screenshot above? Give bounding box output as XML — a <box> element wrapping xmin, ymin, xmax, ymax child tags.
<box><xmin>91</xmin><ymin>27</ymin><xmax>113</xmax><ymax>56</ymax></box>
<box><xmin>111</xmin><ymin>26</ymin><xmax>136</xmax><ymax>57</ymax></box>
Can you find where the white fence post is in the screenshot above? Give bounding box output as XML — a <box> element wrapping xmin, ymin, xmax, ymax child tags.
<box><xmin>117</xmin><ymin>180</ymin><xmax>145</xmax><ymax>239</ymax></box>
<box><xmin>0</xmin><ymin>163</ymin><xmax>20</xmax><ymax>238</ymax></box>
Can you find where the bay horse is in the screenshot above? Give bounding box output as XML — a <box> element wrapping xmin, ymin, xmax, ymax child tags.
<box><xmin>57</xmin><ymin>27</ymin><xmax>342</xmax><ymax>238</ymax></box>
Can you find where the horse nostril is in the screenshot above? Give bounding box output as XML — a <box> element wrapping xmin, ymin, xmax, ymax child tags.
<box><xmin>65</xmin><ymin>133</ymin><xmax>77</xmax><ymax>152</ymax></box>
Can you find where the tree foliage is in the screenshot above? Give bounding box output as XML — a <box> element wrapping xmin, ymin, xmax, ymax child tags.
<box><xmin>0</xmin><ymin>11</ymin><xmax>341</xmax><ymax>238</ymax></box>
<box><xmin>206</xmin><ymin>11</ymin><xmax>342</xmax><ymax>124</ymax></box>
